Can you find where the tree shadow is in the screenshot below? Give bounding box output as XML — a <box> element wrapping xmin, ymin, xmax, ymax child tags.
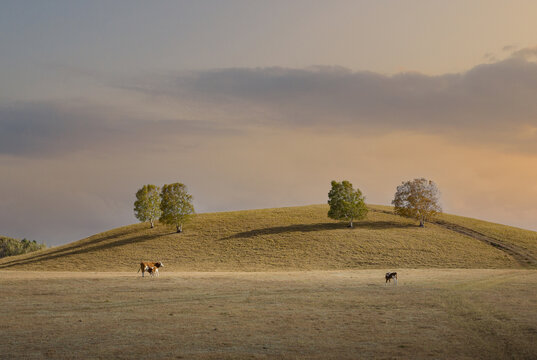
<box><xmin>0</xmin><ymin>229</ymin><xmax>164</xmax><ymax>269</ymax></box>
<box><xmin>0</xmin><ymin>227</ymin><xmax>142</xmax><ymax>267</ymax></box>
<box><xmin>222</xmin><ymin>221</ymin><xmax>416</xmax><ymax>240</ymax></box>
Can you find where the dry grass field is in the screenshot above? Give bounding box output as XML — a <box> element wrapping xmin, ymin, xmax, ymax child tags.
<box><xmin>2</xmin><ymin>205</ymin><xmax>535</xmax><ymax>272</ymax></box>
<box><xmin>1</xmin><ymin>269</ymin><xmax>536</xmax><ymax>359</ymax></box>
<box><xmin>2</xmin><ymin>205</ymin><xmax>536</xmax><ymax>358</ymax></box>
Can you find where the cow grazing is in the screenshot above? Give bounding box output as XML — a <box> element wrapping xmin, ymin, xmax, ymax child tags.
<box><xmin>385</xmin><ymin>272</ymin><xmax>398</xmax><ymax>285</ymax></box>
<box><xmin>138</xmin><ymin>261</ymin><xmax>164</xmax><ymax>277</ymax></box>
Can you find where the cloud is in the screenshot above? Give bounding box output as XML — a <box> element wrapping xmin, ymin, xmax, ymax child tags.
<box><xmin>4</xmin><ymin>49</ymin><xmax>537</xmax><ymax>157</ymax></box>
<box><xmin>502</xmin><ymin>44</ymin><xmax>518</xmax><ymax>52</ymax></box>
<box><xmin>511</xmin><ymin>46</ymin><xmax>537</xmax><ymax>60</ymax></box>
<box><xmin>0</xmin><ymin>101</ymin><xmax>237</xmax><ymax>156</ymax></box>
<box><xmin>124</xmin><ymin>53</ymin><xmax>537</xmax><ymax>153</ymax></box>
<box><xmin>483</xmin><ymin>52</ymin><xmax>497</xmax><ymax>62</ymax></box>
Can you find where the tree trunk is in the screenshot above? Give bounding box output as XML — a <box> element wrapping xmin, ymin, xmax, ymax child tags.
<box><xmin>419</xmin><ymin>219</ymin><xmax>424</xmax><ymax>227</ymax></box>
<box><xmin>176</xmin><ymin>224</ymin><xmax>183</xmax><ymax>233</ymax></box>
<box><xmin>349</xmin><ymin>220</ymin><xmax>353</xmax><ymax>228</ymax></box>
<box><xmin>150</xmin><ymin>219</ymin><xmax>154</xmax><ymax>228</ymax></box>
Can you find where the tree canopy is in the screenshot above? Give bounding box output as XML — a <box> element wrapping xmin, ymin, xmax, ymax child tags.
<box><xmin>134</xmin><ymin>184</ymin><xmax>162</xmax><ymax>228</ymax></box>
<box><xmin>392</xmin><ymin>178</ymin><xmax>442</xmax><ymax>227</ymax></box>
<box><xmin>328</xmin><ymin>180</ymin><xmax>368</xmax><ymax>228</ymax></box>
<box><xmin>159</xmin><ymin>183</ymin><xmax>195</xmax><ymax>233</ymax></box>
<box><xmin>0</xmin><ymin>236</ymin><xmax>46</xmax><ymax>258</ymax></box>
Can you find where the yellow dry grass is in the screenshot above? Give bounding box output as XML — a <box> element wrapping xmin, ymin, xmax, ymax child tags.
<box><xmin>439</xmin><ymin>212</ymin><xmax>537</xmax><ymax>260</ymax></box>
<box><xmin>1</xmin><ymin>270</ymin><xmax>536</xmax><ymax>359</ymax></box>
<box><xmin>1</xmin><ymin>205</ymin><xmax>533</xmax><ymax>271</ymax></box>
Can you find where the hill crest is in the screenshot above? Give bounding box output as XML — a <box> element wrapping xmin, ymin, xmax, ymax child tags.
<box><xmin>1</xmin><ymin>205</ymin><xmax>536</xmax><ymax>271</ymax></box>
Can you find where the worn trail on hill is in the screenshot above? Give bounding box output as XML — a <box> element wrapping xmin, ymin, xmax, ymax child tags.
<box><xmin>371</xmin><ymin>209</ymin><xmax>536</xmax><ymax>267</ymax></box>
<box><xmin>371</xmin><ymin>209</ymin><xmax>537</xmax><ymax>267</ymax></box>
<box><xmin>433</xmin><ymin>219</ymin><xmax>537</xmax><ymax>267</ymax></box>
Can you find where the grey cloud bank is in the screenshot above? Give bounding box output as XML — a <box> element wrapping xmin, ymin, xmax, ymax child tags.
<box><xmin>129</xmin><ymin>55</ymin><xmax>537</xmax><ymax>152</ymax></box>
<box><xmin>2</xmin><ymin>53</ymin><xmax>537</xmax><ymax>157</ymax></box>
<box><xmin>0</xmin><ymin>102</ymin><xmax>238</xmax><ymax>156</ymax></box>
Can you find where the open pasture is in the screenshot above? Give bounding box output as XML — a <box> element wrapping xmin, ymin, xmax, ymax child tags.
<box><xmin>1</xmin><ymin>269</ymin><xmax>536</xmax><ymax>359</ymax></box>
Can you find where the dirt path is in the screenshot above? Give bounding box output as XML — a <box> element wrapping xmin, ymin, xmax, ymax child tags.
<box><xmin>433</xmin><ymin>219</ymin><xmax>537</xmax><ymax>267</ymax></box>
<box><xmin>370</xmin><ymin>208</ymin><xmax>536</xmax><ymax>267</ymax></box>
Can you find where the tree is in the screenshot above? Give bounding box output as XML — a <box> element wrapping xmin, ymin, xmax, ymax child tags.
<box><xmin>134</xmin><ymin>184</ymin><xmax>162</xmax><ymax>228</ymax></box>
<box><xmin>1</xmin><ymin>236</ymin><xmax>46</xmax><ymax>258</ymax></box>
<box><xmin>159</xmin><ymin>183</ymin><xmax>195</xmax><ymax>233</ymax></box>
<box><xmin>392</xmin><ymin>178</ymin><xmax>442</xmax><ymax>227</ymax></box>
<box><xmin>328</xmin><ymin>180</ymin><xmax>368</xmax><ymax>228</ymax></box>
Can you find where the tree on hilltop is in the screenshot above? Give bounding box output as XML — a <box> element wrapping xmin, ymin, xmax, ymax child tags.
<box><xmin>159</xmin><ymin>183</ymin><xmax>195</xmax><ymax>233</ymax></box>
<box><xmin>392</xmin><ymin>178</ymin><xmax>442</xmax><ymax>227</ymax></box>
<box><xmin>134</xmin><ymin>184</ymin><xmax>162</xmax><ymax>228</ymax></box>
<box><xmin>328</xmin><ymin>180</ymin><xmax>368</xmax><ymax>228</ymax></box>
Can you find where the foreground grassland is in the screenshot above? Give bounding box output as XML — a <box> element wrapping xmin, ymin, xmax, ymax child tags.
<box><xmin>1</xmin><ymin>270</ymin><xmax>536</xmax><ymax>359</ymax></box>
<box><xmin>2</xmin><ymin>205</ymin><xmax>535</xmax><ymax>271</ymax></box>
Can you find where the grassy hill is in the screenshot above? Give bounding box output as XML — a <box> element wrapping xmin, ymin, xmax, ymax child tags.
<box><xmin>1</xmin><ymin>205</ymin><xmax>536</xmax><ymax>271</ymax></box>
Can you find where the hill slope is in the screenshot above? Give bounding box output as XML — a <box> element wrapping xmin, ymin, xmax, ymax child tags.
<box><xmin>1</xmin><ymin>205</ymin><xmax>536</xmax><ymax>271</ymax></box>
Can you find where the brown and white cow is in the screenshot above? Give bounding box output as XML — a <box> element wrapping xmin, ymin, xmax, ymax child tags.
<box><xmin>138</xmin><ymin>261</ymin><xmax>163</xmax><ymax>277</ymax></box>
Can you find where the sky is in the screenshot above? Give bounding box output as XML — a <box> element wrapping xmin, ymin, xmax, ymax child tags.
<box><xmin>1</xmin><ymin>0</ymin><xmax>536</xmax><ymax>245</ymax></box>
